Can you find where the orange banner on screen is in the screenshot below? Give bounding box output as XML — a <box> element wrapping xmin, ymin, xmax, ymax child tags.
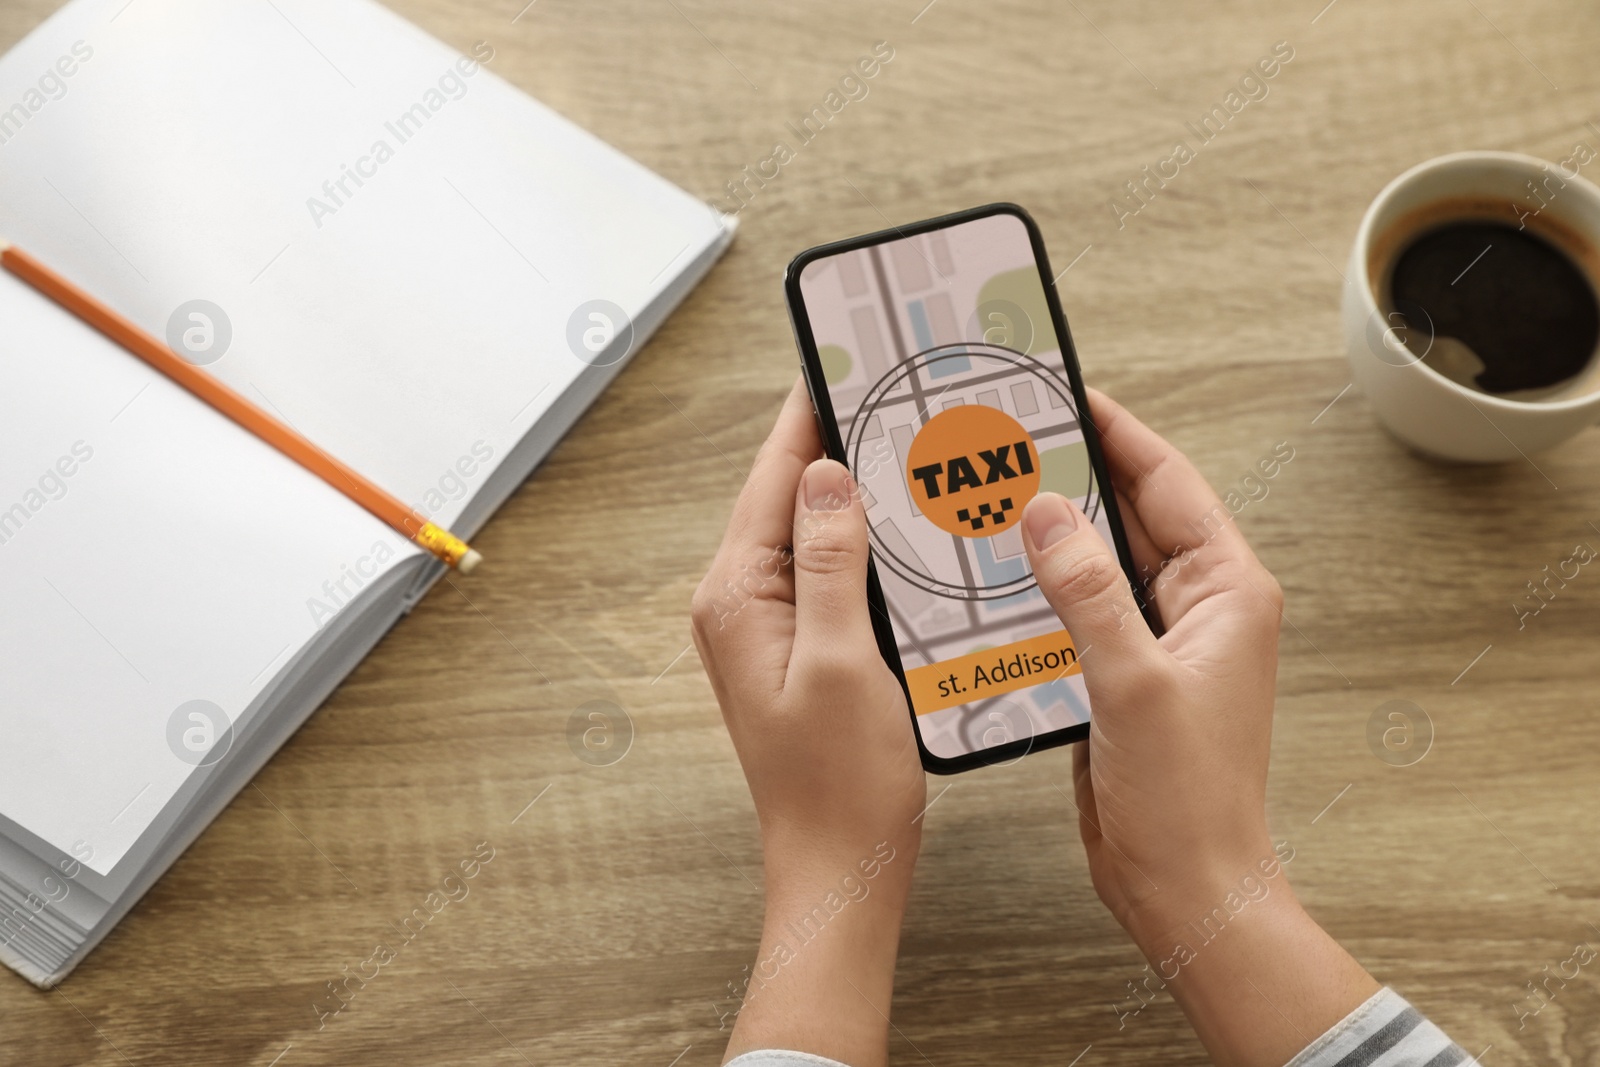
<box><xmin>905</xmin><ymin>630</ymin><xmax>1082</xmax><ymax>715</ymax></box>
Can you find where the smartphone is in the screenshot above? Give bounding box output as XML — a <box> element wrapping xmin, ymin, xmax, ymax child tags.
<box><xmin>785</xmin><ymin>203</ymin><xmax>1146</xmax><ymax>774</ymax></box>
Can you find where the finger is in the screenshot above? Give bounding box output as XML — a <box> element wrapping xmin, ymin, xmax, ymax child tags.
<box><xmin>1022</xmin><ymin>491</ymin><xmax>1161</xmax><ymax>684</ymax></box>
<box><xmin>1085</xmin><ymin>388</ymin><xmax>1269</xmax><ymax>622</ymax></box>
<box><xmin>789</xmin><ymin>458</ymin><xmax>877</xmax><ymax>663</ymax></box>
<box><xmin>1071</xmin><ymin>741</ymin><xmax>1100</xmax><ymax>850</ymax></box>
<box><xmin>712</xmin><ymin>377</ymin><xmax>820</xmax><ymax>598</ymax></box>
<box><xmin>1086</xmin><ymin>388</ymin><xmax>1249</xmax><ymax>558</ymax></box>
<box><xmin>725</xmin><ymin>377</ymin><xmax>822</xmax><ymax>553</ymax></box>
<box><xmin>1110</xmin><ymin>485</ymin><xmax>1165</xmax><ymax>627</ymax></box>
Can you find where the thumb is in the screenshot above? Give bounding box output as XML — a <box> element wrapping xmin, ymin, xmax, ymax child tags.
<box><xmin>1022</xmin><ymin>492</ymin><xmax>1158</xmax><ymax>677</ymax></box>
<box><xmin>791</xmin><ymin>459</ymin><xmax>876</xmax><ymax>656</ymax></box>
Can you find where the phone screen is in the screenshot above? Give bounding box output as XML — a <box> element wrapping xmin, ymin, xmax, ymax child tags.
<box><xmin>791</xmin><ymin>209</ymin><xmax>1122</xmax><ymax>764</ymax></box>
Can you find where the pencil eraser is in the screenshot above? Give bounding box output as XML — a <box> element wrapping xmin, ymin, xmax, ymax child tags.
<box><xmin>458</xmin><ymin>548</ymin><xmax>484</xmax><ymax>575</ymax></box>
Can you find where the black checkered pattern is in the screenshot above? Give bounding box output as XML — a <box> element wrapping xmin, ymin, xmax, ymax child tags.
<box><xmin>954</xmin><ymin>497</ymin><xmax>1015</xmax><ymax>532</ymax></box>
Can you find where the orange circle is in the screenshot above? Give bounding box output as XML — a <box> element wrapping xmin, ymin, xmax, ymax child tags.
<box><xmin>905</xmin><ymin>405</ymin><xmax>1041</xmax><ymax>539</ymax></box>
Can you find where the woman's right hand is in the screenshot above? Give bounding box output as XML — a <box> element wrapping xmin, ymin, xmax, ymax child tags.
<box><xmin>1020</xmin><ymin>389</ymin><xmax>1378</xmax><ymax>1066</ymax></box>
<box><xmin>1021</xmin><ymin>388</ymin><xmax>1285</xmax><ymax>939</ymax></box>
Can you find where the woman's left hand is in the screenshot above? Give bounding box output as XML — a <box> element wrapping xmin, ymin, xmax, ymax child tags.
<box><xmin>693</xmin><ymin>377</ymin><xmax>926</xmax><ymax>1067</ymax></box>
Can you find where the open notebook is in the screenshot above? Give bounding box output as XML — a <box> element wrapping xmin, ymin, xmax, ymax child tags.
<box><xmin>0</xmin><ymin>0</ymin><xmax>733</xmax><ymax>986</ymax></box>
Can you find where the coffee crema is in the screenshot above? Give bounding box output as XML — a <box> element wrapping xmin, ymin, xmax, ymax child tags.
<box><xmin>1373</xmin><ymin>198</ymin><xmax>1600</xmax><ymax>401</ymax></box>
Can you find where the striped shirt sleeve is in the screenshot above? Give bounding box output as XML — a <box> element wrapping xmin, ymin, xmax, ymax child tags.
<box><xmin>726</xmin><ymin>1053</ymin><xmax>850</xmax><ymax>1067</ymax></box>
<box><xmin>730</xmin><ymin>987</ymin><xmax>1465</xmax><ymax>1067</ymax></box>
<box><xmin>1286</xmin><ymin>987</ymin><xmax>1471</xmax><ymax>1067</ymax></box>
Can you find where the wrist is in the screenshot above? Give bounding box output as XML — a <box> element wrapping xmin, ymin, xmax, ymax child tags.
<box><xmin>761</xmin><ymin>827</ymin><xmax>918</xmax><ymax>910</ymax></box>
<box><xmin>726</xmin><ymin>838</ymin><xmax>916</xmax><ymax>1067</ymax></box>
<box><xmin>759</xmin><ymin>870</ymin><xmax>911</xmax><ymax>968</ymax></box>
<box><xmin>1114</xmin><ymin>853</ymin><xmax>1379</xmax><ymax>1067</ymax></box>
<box><xmin>1121</xmin><ymin>839</ymin><xmax>1298</xmax><ymax>959</ymax></box>
<box><xmin>1129</xmin><ymin>873</ymin><xmax>1309</xmax><ymax>980</ymax></box>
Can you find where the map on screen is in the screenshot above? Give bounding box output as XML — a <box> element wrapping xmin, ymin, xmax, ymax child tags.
<box><xmin>796</xmin><ymin>211</ymin><xmax>1115</xmax><ymax>760</ymax></box>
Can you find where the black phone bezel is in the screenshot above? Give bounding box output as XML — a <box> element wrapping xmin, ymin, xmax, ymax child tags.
<box><xmin>784</xmin><ymin>202</ymin><xmax>1151</xmax><ymax>775</ymax></box>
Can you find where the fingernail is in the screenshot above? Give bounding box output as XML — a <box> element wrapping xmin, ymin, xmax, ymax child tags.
<box><xmin>1024</xmin><ymin>492</ymin><xmax>1077</xmax><ymax>549</ymax></box>
<box><xmin>804</xmin><ymin>460</ymin><xmax>852</xmax><ymax>512</ymax></box>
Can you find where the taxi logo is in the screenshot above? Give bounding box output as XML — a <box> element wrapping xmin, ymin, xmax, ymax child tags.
<box><xmin>906</xmin><ymin>404</ymin><xmax>1041</xmax><ymax>538</ymax></box>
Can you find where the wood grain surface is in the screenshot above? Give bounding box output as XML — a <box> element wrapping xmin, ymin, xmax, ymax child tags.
<box><xmin>4</xmin><ymin>1</ymin><xmax>1599</xmax><ymax>1064</ymax></box>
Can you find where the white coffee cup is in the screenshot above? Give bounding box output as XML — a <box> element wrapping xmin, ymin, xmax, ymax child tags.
<box><xmin>1343</xmin><ymin>150</ymin><xmax>1600</xmax><ymax>462</ymax></box>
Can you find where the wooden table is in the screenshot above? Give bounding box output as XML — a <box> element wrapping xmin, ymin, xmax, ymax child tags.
<box><xmin>5</xmin><ymin>1</ymin><xmax>1599</xmax><ymax>1064</ymax></box>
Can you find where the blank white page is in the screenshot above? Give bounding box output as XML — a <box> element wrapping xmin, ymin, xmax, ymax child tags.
<box><xmin>0</xmin><ymin>0</ymin><xmax>727</xmax><ymax>526</ymax></box>
<box><xmin>0</xmin><ymin>270</ymin><xmax>420</xmax><ymax>875</ymax></box>
<box><xmin>0</xmin><ymin>0</ymin><xmax>727</xmax><ymax>874</ymax></box>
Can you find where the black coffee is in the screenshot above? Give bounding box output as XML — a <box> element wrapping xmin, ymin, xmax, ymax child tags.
<box><xmin>1388</xmin><ymin>220</ymin><xmax>1600</xmax><ymax>394</ymax></box>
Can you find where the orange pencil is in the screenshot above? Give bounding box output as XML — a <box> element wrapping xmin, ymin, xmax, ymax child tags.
<box><xmin>0</xmin><ymin>239</ymin><xmax>482</xmax><ymax>573</ymax></box>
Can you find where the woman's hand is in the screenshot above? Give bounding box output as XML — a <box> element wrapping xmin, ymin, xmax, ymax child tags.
<box><xmin>1020</xmin><ymin>389</ymin><xmax>1378</xmax><ymax>1067</ymax></box>
<box><xmin>693</xmin><ymin>377</ymin><xmax>926</xmax><ymax>1067</ymax></box>
<box><xmin>1022</xmin><ymin>388</ymin><xmax>1285</xmax><ymax>938</ymax></box>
